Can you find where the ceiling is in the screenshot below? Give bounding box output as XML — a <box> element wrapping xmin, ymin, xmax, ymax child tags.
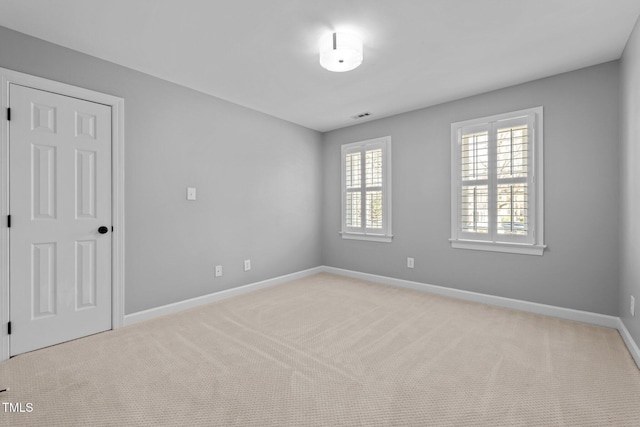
<box><xmin>1</xmin><ymin>1</ymin><xmax>639</xmax><ymax>132</ymax></box>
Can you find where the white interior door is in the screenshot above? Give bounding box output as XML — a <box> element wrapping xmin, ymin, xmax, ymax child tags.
<box><xmin>9</xmin><ymin>83</ymin><xmax>112</xmax><ymax>356</ymax></box>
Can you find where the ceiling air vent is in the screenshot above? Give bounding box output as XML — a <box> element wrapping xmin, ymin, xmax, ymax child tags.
<box><xmin>352</xmin><ymin>112</ymin><xmax>372</xmax><ymax>120</ymax></box>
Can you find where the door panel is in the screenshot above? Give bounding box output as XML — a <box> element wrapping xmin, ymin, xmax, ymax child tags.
<box><xmin>76</xmin><ymin>149</ymin><xmax>97</xmax><ymax>219</ymax></box>
<box><xmin>32</xmin><ymin>144</ymin><xmax>57</xmax><ymax>219</ymax></box>
<box><xmin>9</xmin><ymin>84</ymin><xmax>112</xmax><ymax>356</ymax></box>
<box><xmin>32</xmin><ymin>242</ymin><xmax>57</xmax><ymax>318</ymax></box>
<box><xmin>76</xmin><ymin>240</ymin><xmax>97</xmax><ymax>309</ymax></box>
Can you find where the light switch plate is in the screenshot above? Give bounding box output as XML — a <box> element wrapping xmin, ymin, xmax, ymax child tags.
<box><xmin>187</xmin><ymin>187</ymin><xmax>196</xmax><ymax>201</ymax></box>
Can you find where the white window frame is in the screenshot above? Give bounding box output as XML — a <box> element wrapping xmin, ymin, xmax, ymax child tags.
<box><xmin>341</xmin><ymin>136</ymin><xmax>392</xmax><ymax>243</ymax></box>
<box><xmin>450</xmin><ymin>107</ymin><xmax>545</xmax><ymax>255</ymax></box>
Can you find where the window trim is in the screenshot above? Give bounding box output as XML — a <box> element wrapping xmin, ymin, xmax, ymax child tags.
<box><xmin>450</xmin><ymin>107</ymin><xmax>545</xmax><ymax>255</ymax></box>
<box><xmin>341</xmin><ymin>136</ymin><xmax>393</xmax><ymax>243</ymax></box>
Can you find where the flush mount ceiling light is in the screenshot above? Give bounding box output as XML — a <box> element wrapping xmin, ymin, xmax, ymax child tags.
<box><xmin>319</xmin><ymin>32</ymin><xmax>363</xmax><ymax>72</ymax></box>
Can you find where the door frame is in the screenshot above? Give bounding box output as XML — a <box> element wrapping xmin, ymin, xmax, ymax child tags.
<box><xmin>0</xmin><ymin>67</ymin><xmax>125</xmax><ymax>361</ymax></box>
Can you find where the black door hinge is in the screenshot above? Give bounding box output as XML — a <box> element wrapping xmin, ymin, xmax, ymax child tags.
<box><xmin>6</xmin><ymin>108</ymin><xmax>10</xmax><ymax>121</ymax></box>
<box><xmin>7</xmin><ymin>215</ymin><xmax>10</xmax><ymax>228</ymax></box>
<box><xmin>7</xmin><ymin>322</ymin><xmax>11</xmax><ymax>335</ymax></box>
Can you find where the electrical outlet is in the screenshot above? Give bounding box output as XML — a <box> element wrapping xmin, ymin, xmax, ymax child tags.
<box><xmin>407</xmin><ymin>257</ymin><xmax>414</xmax><ymax>269</ymax></box>
<box><xmin>244</xmin><ymin>259</ymin><xmax>251</xmax><ymax>271</ymax></box>
<box><xmin>631</xmin><ymin>295</ymin><xmax>635</xmax><ymax>317</ymax></box>
<box><xmin>215</xmin><ymin>265</ymin><xmax>222</xmax><ymax>277</ymax></box>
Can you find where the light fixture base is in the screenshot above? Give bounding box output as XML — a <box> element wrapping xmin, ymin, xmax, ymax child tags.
<box><xmin>319</xmin><ymin>32</ymin><xmax>363</xmax><ymax>72</ymax></box>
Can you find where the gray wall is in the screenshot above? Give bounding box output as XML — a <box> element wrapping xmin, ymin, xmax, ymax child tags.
<box><xmin>621</xmin><ymin>17</ymin><xmax>640</xmax><ymax>344</ymax></box>
<box><xmin>0</xmin><ymin>26</ymin><xmax>323</xmax><ymax>314</ymax></box>
<box><xmin>322</xmin><ymin>62</ymin><xmax>620</xmax><ymax>316</ymax></box>
<box><xmin>0</xmin><ymin>25</ymin><xmax>627</xmax><ymax>321</ymax></box>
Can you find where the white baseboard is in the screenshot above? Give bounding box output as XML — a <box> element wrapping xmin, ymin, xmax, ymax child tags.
<box><xmin>321</xmin><ymin>267</ymin><xmax>640</xmax><ymax>369</ymax></box>
<box><xmin>321</xmin><ymin>266</ymin><xmax>620</xmax><ymax>329</ymax></box>
<box><xmin>124</xmin><ymin>266</ymin><xmax>324</xmax><ymax>326</ymax></box>
<box><xmin>618</xmin><ymin>319</ymin><xmax>640</xmax><ymax>369</ymax></box>
<box><xmin>123</xmin><ymin>264</ymin><xmax>639</xmax><ymax>370</ymax></box>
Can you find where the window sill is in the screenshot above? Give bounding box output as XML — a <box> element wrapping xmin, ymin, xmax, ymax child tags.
<box><xmin>340</xmin><ymin>232</ymin><xmax>393</xmax><ymax>243</ymax></box>
<box><xmin>450</xmin><ymin>239</ymin><xmax>546</xmax><ymax>256</ymax></box>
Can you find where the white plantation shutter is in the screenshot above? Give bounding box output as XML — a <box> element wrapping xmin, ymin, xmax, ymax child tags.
<box><xmin>341</xmin><ymin>137</ymin><xmax>392</xmax><ymax>242</ymax></box>
<box><xmin>495</xmin><ymin>116</ymin><xmax>534</xmax><ymax>243</ymax></box>
<box><xmin>451</xmin><ymin>107</ymin><xmax>544</xmax><ymax>255</ymax></box>
<box><xmin>345</xmin><ymin>151</ymin><xmax>362</xmax><ymax>229</ymax></box>
<box><xmin>459</xmin><ymin>125</ymin><xmax>490</xmax><ymax>239</ymax></box>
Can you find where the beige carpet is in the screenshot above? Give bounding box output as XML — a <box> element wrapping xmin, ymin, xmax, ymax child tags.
<box><xmin>1</xmin><ymin>273</ymin><xmax>639</xmax><ymax>426</ymax></box>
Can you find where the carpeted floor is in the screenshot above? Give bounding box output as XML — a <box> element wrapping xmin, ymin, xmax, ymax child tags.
<box><xmin>1</xmin><ymin>273</ymin><xmax>639</xmax><ymax>426</ymax></box>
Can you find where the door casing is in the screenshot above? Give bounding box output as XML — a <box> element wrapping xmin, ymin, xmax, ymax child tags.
<box><xmin>0</xmin><ymin>67</ymin><xmax>125</xmax><ymax>361</ymax></box>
